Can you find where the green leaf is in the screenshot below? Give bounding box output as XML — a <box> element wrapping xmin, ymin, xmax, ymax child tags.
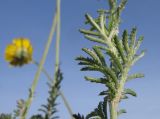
<box><xmin>132</xmin><ymin>50</ymin><xmax>146</xmax><ymax>65</ymax></box>
<box><xmin>82</xmin><ymin>48</ymin><xmax>101</xmax><ymax>65</ymax></box>
<box><xmin>86</xmin><ymin>98</ymin><xmax>108</xmax><ymax>119</ymax></box>
<box><xmin>129</xmin><ymin>27</ymin><xmax>137</xmax><ymax>49</ymax></box>
<box><xmin>93</xmin><ymin>46</ymin><xmax>106</xmax><ymax>66</ymax></box>
<box><xmin>99</xmin><ymin>12</ymin><xmax>106</xmax><ymax>33</ymax></box>
<box><xmin>76</xmin><ymin>56</ymin><xmax>98</xmax><ymax>66</ymax></box>
<box><xmin>118</xmin><ymin>0</ymin><xmax>128</xmax><ymax>13</ymax></box>
<box><xmin>81</xmin><ymin>65</ymin><xmax>104</xmax><ymax>73</ymax></box>
<box><xmin>14</xmin><ymin>99</ymin><xmax>26</xmax><ymax>118</ymax></box>
<box><xmin>30</xmin><ymin>114</ymin><xmax>44</xmax><ymax>119</ymax></box>
<box><xmin>99</xmin><ymin>90</ymin><xmax>109</xmax><ymax>96</ymax></box>
<box><xmin>122</xmin><ymin>30</ymin><xmax>130</xmax><ymax>54</ymax></box>
<box><xmin>79</xmin><ymin>29</ymin><xmax>100</xmax><ymax>36</ymax></box>
<box><xmin>39</xmin><ymin>68</ymin><xmax>63</xmax><ymax>119</ymax></box>
<box><xmin>110</xmin><ymin>62</ymin><xmax>120</xmax><ymax>76</ymax></box>
<box><xmin>73</xmin><ymin>113</ymin><xmax>85</xmax><ymax>119</ymax></box>
<box><xmin>76</xmin><ymin>56</ymin><xmax>94</xmax><ymax>62</ymax></box>
<box><xmin>105</xmin><ymin>82</ymin><xmax>116</xmax><ymax>94</ymax></box>
<box><xmin>124</xmin><ymin>88</ymin><xmax>137</xmax><ymax>97</ymax></box>
<box><xmin>103</xmin><ymin>66</ymin><xmax>118</xmax><ymax>86</ymax></box>
<box><xmin>114</xmin><ymin>36</ymin><xmax>126</xmax><ymax>63</ymax></box>
<box><xmin>85</xmin><ymin>14</ymin><xmax>101</xmax><ymax>32</ymax></box>
<box><xmin>127</xmin><ymin>73</ymin><xmax>144</xmax><ymax>81</ymax></box>
<box><xmin>84</xmin><ymin>35</ymin><xmax>107</xmax><ymax>45</ymax></box>
<box><xmin>108</xmin><ymin>0</ymin><xmax>117</xmax><ymax>10</ymax></box>
<box><xmin>106</xmin><ymin>49</ymin><xmax>123</xmax><ymax>72</ymax></box>
<box><xmin>0</xmin><ymin>114</ymin><xmax>12</xmax><ymax>119</ymax></box>
<box><xmin>134</xmin><ymin>36</ymin><xmax>144</xmax><ymax>52</ymax></box>
<box><xmin>85</xmin><ymin>76</ymin><xmax>106</xmax><ymax>84</ymax></box>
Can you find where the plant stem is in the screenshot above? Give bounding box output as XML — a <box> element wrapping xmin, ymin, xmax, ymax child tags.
<box><xmin>53</xmin><ymin>1</ymin><xmax>75</xmax><ymax>119</ymax></box>
<box><xmin>110</xmin><ymin>64</ymin><xmax>131</xmax><ymax>119</ymax></box>
<box><xmin>54</xmin><ymin>0</ymin><xmax>61</xmax><ymax>81</ymax></box>
<box><xmin>110</xmin><ymin>101</ymin><xmax>118</xmax><ymax>119</ymax></box>
<box><xmin>20</xmin><ymin>11</ymin><xmax>58</xmax><ymax>119</ymax></box>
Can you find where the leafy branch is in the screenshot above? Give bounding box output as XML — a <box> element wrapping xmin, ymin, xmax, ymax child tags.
<box><xmin>76</xmin><ymin>0</ymin><xmax>145</xmax><ymax>119</ymax></box>
<box><xmin>39</xmin><ymin>68</ymin><xmax>63</xmax><ymax>119</ymax></box>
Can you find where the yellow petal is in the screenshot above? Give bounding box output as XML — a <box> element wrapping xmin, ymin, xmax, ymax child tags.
<box><xmin>22</xmin><ymin>39</ymin><xmax>31</xmax><ymax>48</ymax></box>
<box><xmin>13</xmin><ymin>38</ymin><xmax>22</xmax><ymax>48</ymax></box>
<box><xmin>5</xmin><ymin>44</ymin><xmax>16</xmax><ymax>61</ymax></box>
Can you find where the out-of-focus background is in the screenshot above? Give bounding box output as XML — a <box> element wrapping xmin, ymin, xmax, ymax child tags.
<box><xmin>0</xmin><ymin>0</ymin><xmax>160</xmax><ymax>119</ymax></box>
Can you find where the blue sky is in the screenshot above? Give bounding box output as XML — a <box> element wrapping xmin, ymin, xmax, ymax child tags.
<box><xmin>0</xmin><ymin>0</ymin><xmax>160</xmax><ymax>119</ymax></box>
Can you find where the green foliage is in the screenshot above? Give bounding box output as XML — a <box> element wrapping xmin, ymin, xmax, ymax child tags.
<box><xmin>127</xmin><ymin>73</ymin><xmax>144</xmax><ymax>82</ymax></box>
<box><xmin>86</xmin><ymin>98</ymin><xmax>108</xmax><ymax>119</ymax></box>
<box><xmin>0</xmin><ymin>113</ymin><xmax>12</xmax><ymax>119</ymax></box>
<box><xmin>76</xmin><ymin>0</ymin><xmax>144</xmax><ymax>98</ymax></box>
<box><xmin>72</xmin><ymin>98</ymin><xmax>108</xmax><ymax>119</ymax></box>
<box><xmin>124</xmin><ymin>88</ymin><xmax>137</xmax><ymax>97</ymax></box>
<box><xmin>39</xmin><ymin>68</ymin><xmax>63</xmax><ymax>119</ymax></box>
<box><xmin>30</xmin><ymin>114</ymin><xmax>44</xmax><ymax>119</ymax></box>
<box><xmin>73</xmin><ymin>113</ymin><xmax>85</xmax><ymax>119</ymax></box>
<box><xmin>13</xmin><ymin>99</ymin><xmax>26</xmax><ymax>118</ymax></box>
<box><xmin>76</xmin><ymin>0</ymin><xmax>145</xmax><ymax>119</ymax></box>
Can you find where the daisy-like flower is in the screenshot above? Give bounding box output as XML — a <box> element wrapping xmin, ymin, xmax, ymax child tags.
<box><xmin>5</xmin><ymin>38</ymin><xmax>33</xmax><ymax>66</ymax></box>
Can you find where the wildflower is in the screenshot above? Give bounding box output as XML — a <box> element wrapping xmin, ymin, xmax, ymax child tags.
<box><xmin>5</xmin><ymin>38</ymin><xmax>33</xmax><ymax>66</ymax></box>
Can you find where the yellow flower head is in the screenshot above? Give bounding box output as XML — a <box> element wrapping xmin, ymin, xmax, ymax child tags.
<box><xmin>5</xmin><ymin>38</ymin><xmax>33</xmax><ymax>66</ymax></box>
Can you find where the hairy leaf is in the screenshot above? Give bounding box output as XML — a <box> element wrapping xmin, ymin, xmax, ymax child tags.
<box><xmin>124</xmin><ymin>88</ymin><xmax>137</xmax><ymax>97</ymax></box>
<box><xmin>127</xmin><ymin>73</ymin><xmax>144</xmax><ymax>81</ymax></box>
<box><xmin>86</xmin><ymin>98</ymin><xmax>108</xmax><ymax>119</ymax></box>
<box><xmin>122</xmin><ymin>30</ymin><xmax>130</xmax><ymax>54</ymax></box>
<box><xmin>73</xmin><ymin>113</ymin><xmax>85</xmax><ymax>119</ymax></box>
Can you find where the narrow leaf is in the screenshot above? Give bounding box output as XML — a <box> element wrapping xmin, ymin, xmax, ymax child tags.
<box><xmin>85</xmin><ymin>14</ymin><xmax>101</xmax><ymax>32</ymax></box>
<box><xmin>84</xmin><ymin>35</ymin><xmax>107</xmax><ymax>45</ymax></box>
<box><xmin>132</xmin><ymin>50</ymin><xmax>145</xmax><ymax>65</ymax></box>
<box><xmin>122</xmin><ymin>30</ymin><xmax>130</xmax><ymax>54</ymax></box>
<box><xmin>79</xmin><ymin>29</ymin><xmax>100</xmax><ymax>36</ymax></box>
<box><xmin>82</xmin><ymin>48</ymin><xmax>101</xmax><ymax>64</ymax></box>
<box><xmin>81</xmin><ymin>65</ymin><xmax>103</xmax><ymax>73</ymax></box>
<box><xmin>76</xmin><ymin>56</ymin><xmax>98</xmax><ymax>66</ymax></box>
<box><xmin>118</xmin><ymin>0</ymin><xmax>127</xmax><ymax>13</ymax></box>
<box><xmin>85</xmin><ymin>76</ymin><xmax>106</xmax><ymax>84</ymax></box>
<box><xmin>99</xmin><ymin>90</ymin><xmax>109</xmax><ymax>96</ymax></box>
<box><xmin>127</xmin><ymin>73</ymin><xmax>144</xmax><ymax>81</ymax></box>
<box><xmin>129</xmin><ymin>27</ymin><xmax>137</xmax><ymax>49</ymax></box>
<box><xmin>124</xmin><ymin>88</ymin><xmax>137</xmax><ymax>97</ymax></box>
<box><xmin>134</xmin><ymin>36</ymin><xmax>144</xmax><ymax>52</ymax></box>
<box><xmin>93</xmin><ymin>46</ymin><xmax>106</xmax><ymax>66</ymax></box>
<box><xmin>114</xmin><ymin>36</ymin><xmax>126</xmax><ymax>63</ymax></box>
<box><xmin>103</xmin><ymin>66</ymin><xmax>118</xmax><ymax>86</ymax></box>
<box><xmin>106</xmin><ymin>49</ymin><xmax>123</xmax><ymax>72</ymax></box>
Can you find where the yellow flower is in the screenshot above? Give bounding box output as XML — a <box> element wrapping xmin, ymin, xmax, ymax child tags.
<box><xmin>5</xmin><ymin>38</ymin><xmax>33</xmax><ymax>66</ymax></box>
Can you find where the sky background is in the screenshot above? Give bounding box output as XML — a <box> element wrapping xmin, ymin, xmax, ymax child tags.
<box><xmin>0</xmin><ymin>0</ymin><xmax>160</xmax><ymax>119</ymax></box>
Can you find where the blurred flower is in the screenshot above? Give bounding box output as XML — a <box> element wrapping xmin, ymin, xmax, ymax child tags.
<box><xmin>5</xmin><ymin>38</ymin><xmax>33</xmax><ymax>66</ymax></box>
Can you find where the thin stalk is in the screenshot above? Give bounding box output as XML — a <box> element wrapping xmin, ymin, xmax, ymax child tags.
<box><xmin>53</xmin><ymin>1</ymin><xmax>75</xmax><ymax>119</ymax></box>
<box><xmin>20</xmin><ymin>12</ymin><xmax>58</xmax><ymax>119</ymax></box>
<box><xmin>53</xmin><ymin>0</ymin><xmax>61</xmax><ymax>81</ymax></box>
